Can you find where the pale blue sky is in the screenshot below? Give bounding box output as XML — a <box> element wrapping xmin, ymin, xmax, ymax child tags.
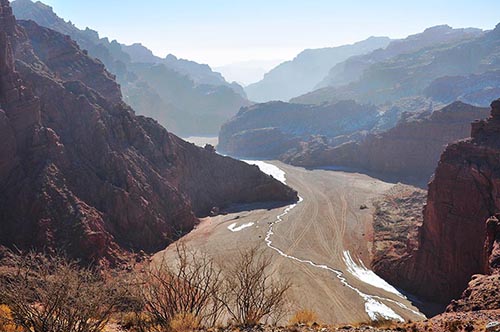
<box><xmin>39</xmin><ymin>0</ymin><xmax>500</xmax><ymax>66</ymax></box>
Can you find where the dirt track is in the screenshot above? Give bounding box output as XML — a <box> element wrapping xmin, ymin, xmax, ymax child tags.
<box><xmin>154</xmin><ymin>161</ymin><xmax>424</xmax><ymax>324</ymax></box>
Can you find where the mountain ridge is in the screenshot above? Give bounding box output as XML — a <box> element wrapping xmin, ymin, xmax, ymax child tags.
<box><xmin>11</xmin><ymin>0</ymin><xmax>250</xmax><ymax>136</ymax></box>
<box><xmin>244</xmin><ymin>36</ymin><xmax>392</xmax><ymax>102</ymax></box>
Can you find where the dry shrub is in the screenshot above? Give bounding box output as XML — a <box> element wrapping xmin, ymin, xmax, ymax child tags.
<box><xmin>288</xmin><ymin>309</ymin><xmax>318</xmax><ymax>326</ymax></box>
<box><xmin>0</xmin><ymin>305</ymin><xmax>22</xmax><ymax>332</ymax></box>
<box><xmin>0</xmin><ymin>252</ymin><xmax>125</xmax><ymax>332</ymax></box>
<box><xmin>128</xmin><ymin>245</ymin><xmax>290</xmax><ymax>329</ymax></box>
<box><xmin>170</xmin><ymin>313</ymin><xmax>200</xmax><ymax>332</ymax></box>
<box><xmin>220</xmin><ymin>247</ymin><xmax>291</xmax><ymax>326</ymax></box>
<box><xmin>137</xmin><ymin>243</ymin><xmax>223</xmax><ymax>331</ymax></box>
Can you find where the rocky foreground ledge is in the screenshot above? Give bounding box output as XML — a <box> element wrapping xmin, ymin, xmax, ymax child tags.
<box><xmin>123</xmin><ymin>310</ymin><xmax>499</xmax><ymax>332</ymax></box>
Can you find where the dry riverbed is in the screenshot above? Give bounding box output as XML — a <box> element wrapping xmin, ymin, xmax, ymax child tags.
<box><xmin>154</xmin><ymin>161</ymin><xmax>425</xmax><ymax>325</ymax></box>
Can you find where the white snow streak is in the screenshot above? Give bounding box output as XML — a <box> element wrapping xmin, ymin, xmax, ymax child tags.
<box><xmin>343</xmin><ymin>251</ymin><xmax>403</xmax><ymax>296</ymax></box>
<box><xmin>227</xmin><ymin>222</ymin><xmax>255</xmax><ymax>232</ymax></box>
<box><xmin>243</xmin><ymin>160</ymin><xmax>287</xmax><ymax>184</ymax></box>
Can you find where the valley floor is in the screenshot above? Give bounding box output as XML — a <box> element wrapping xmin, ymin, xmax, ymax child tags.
<box><xmin>154</xmin><ymin>162</ymin><xmax>425</xmax><ymax>325</ymax></box>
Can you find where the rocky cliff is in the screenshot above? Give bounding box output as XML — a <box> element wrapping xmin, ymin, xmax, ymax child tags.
<box><xmin>0</xmin><ymin>1</ymin><xmax>297</xmax><ymax>264</ymax></box>
<box><xmin>373</xmin><ymin>99</ymin><xmax>500</xmax><ymax>305</ymax></box>
<box><xmin>285</xmin><ymin>102</ymin><xmax>490</xmax><ymax>184</ymax></box>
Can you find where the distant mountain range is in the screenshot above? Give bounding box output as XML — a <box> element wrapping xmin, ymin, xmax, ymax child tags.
<box><xmin>316</xmin><ymin>25</ymin><xmax>483</xmax><ymax>90</ymax></box>
<box><xmin>292</xmin><ymin>25</ymin><xmax>498</xmax><ymax>106</ymax></box>
<box><xmin>245</xmin><ymin>37</ymin><xmax>391</xmax><ymax>102</ymax></box>
<box><xmin>11</xmin><ymin>0</ymin><xmax>249</xmax><ymax>136</ymax></box>
<box><xmin>220</xmin><ymin>22</ymin><xmax>500</xmax><ymax>185</ymax></box>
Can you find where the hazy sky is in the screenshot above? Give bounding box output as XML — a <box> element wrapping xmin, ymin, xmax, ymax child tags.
<box><xmin>40</xmin><ymin>0</ymin><xmax>500</xmax><ymax>67</ymax></box>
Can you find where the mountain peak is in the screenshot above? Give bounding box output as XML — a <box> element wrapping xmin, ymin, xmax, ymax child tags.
<box><xmin>494</xmin><ymin>22</ymin><xmax>500</xmax><ymax>33</ymax></box>
<box><xmin>491</xmin><ymin>98</ymin><xmax>500</xmax><ymax>118</ymax></box>
<box><xmin>423</xmin><ymin>24</ymin><xmax>453</xmax><ymax>34</ymax></box>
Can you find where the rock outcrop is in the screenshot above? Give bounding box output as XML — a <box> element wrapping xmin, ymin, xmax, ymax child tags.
<box><xmin>286</xmin><ymin>102</ymin><xmax>490</xmax><ymax>184</ymax></box>
<box><xmin>0</xmin><ymin>1</ymin><xmax>297</xmax><ymax>264</ymax></box>
<box><xmin>374</xmin><ymin>99</ymin><xmax>500</xmax><ymax>305</ymax></box>
<box><xmin>446</xmin><ymin>274</ymin><xmax>500</xmax><ymax>312</ymax></box>
<box><xmin>371</xmin><ymin>185</ymin><xmax>426</xmax><ymax>286</ymax></box>
<box><xmin>218</xmin><ymin>100</ymin><xmax>378</xmax><ymax>159</ymax></box>
<box><xmin>424</xmin><ymin>70</ymin><xmax>500</xmax><ymax>107</ymax></box>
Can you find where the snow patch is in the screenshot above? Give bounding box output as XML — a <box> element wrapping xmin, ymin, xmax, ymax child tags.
<box><xmin>243</xmin><ymin>160</ymin><xmax>287</xmax><ymax>184</ymax></box>
<box><xmin>227</xmin><ymin>222</ymin><xmax>255</xmax><ymax>232</ymax></box>
<box><xmin>364</xmin><ymin>298</ymin><xmax>404</xmax><ymax>321</ymax></box>
<box><xmin>343</xmin><ymin>251</ymin><xmax>403</xmax><ymax>296</ymax></box>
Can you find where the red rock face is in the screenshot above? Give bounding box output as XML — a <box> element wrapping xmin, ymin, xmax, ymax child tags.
<box><xmin>376</xmin><ymin>99</ymin><xmax>500</xmax><ymax>305</ymax></box>
<box><xmin>0</xmin><ymin>1</ymin><xmax>297</xmax><ymax>264</ymax></box>
<box><xmin>0</xmin><ymin>0</ymin><xmax>40</xmax><ymax>151</ymax></box>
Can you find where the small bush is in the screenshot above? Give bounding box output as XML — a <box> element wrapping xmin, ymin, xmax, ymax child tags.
<box><xmin>288</xmin><ymin>309</ymin><xmax>318</xmax><ymax>326</ymax></box>
<box><xmin>355</xmin><ymin>318</ymin><xmax>401</xmax><ymax>330</ymax></box>
<box><xmin>170</xmin><ymin>313</ymin><xmax>200</xmax><ymax>332</ymax></box>
<box><xmin>0</xmin><ymin>252</ymin><xmax>126</xmax><ymax>332</ymax></box>
<box><xmin>137</xmin><ymin>243</ymin><xmax>224</xmax><ymax>330</ymax></box>
<box><xmin>219</xmin><ymin>247</ymin><xmax>291</xmax><ymax>326</ymax></box>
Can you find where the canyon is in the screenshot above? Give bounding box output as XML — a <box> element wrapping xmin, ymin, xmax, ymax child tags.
<box><xmin>1</xmin><ymin>0</ymin><xmax>500</xmax><ymax>329</ymax></box>
<box><xmin>219</xmin><ymin>100</ymin><xmax>491</xmax><ymax>185</ymax></box>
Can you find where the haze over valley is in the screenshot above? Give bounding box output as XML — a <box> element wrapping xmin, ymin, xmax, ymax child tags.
<box><xmin>1</xmin><ymin>1</ymin><xmax>500</xmax><ymax>331</ymax></box>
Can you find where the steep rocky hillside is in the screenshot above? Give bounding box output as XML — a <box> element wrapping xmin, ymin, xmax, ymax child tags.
<box><xmin>373</xmin><ymin>99</ymin><xmax>500</xmax><ymax>305</ymax></box>
<box><xmin>285</xmin><ymin>102</ymin><xmax>490</xmax><ymax>184</ymax></box>
<box><xmin>0</xmin><ymin>1</ymin><xmax>297</xmax><ymax>263</ymax></box>
<box><xmin>11</xmin><ymin>0</ymin><xmax>250</xmax><ymax>136</ymax></box>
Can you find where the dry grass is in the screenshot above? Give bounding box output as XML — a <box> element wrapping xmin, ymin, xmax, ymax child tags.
<box><xmin>0</xmin><ymin>305</ymin><xmax>22</xmax><ymax>332</ymax></box>
<box><xmin>288</xmin><ymin>309</ymin><xmax>318</xmax><ymax>326</ymax></box>
<box><xmin>170</xmin><ymin>313</ymin><xmax>200</xmax><ymax>332</ymax></box>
